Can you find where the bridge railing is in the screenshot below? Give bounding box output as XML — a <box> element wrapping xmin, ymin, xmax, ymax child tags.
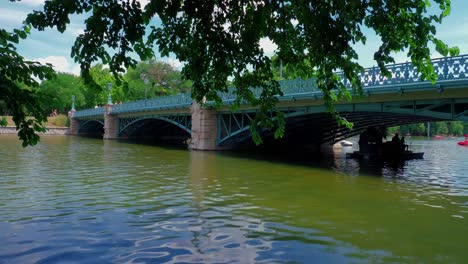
<box><xmin>111</xmin><ymin>93</ymin><xmax>192</xmax><ymax>114</ymax></box>
<box><xmin>340</xmin><ymin>54</ymin><xmax>468</xmax><ymax>88</ymax></box>
<box><xmin>278</xmin><ymin>78</ymin><xmax>319</xmax><ymax>96</ymax></box>
<box><xmin>73</xmin><ymin>55</ymin><xmax>467</xmax><ymax>117</ymax></box>
<box><xmin>74</xmin><ymin>107</ymin><xmax>105</xmax><ymax>119</ymax></box>
<box><xmin>218</xmin><ymin>78</ymin><xmax>319</xmax><ymax>102</ymax></box>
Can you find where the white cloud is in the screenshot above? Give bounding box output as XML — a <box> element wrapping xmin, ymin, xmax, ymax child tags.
<box><xmin>19</xmin><ymin>0</ymin><xmax>45</xmax><ymax>7</ymax></box>
<box><xmin>135</xmin><ymin>0</ymin><xmax>159</xmax><ymax>18</ymax></box>
<box><xmin>71</xmin><ymin>64</ymin><xmax>82</xmax><ymax>75</ymax></box>
<box><xmin>259</xmin><ymin>37</ymin><xmax>277</xmax><ymax>55</ymax></box>
<box><xmin>0</xmin><ymin>8</ymin><xmax>27</xmax><ymax>25</ymax></box>
<box><xmin>390</xmin><ymin>51</ymin><xmax>411</xmax><ymax>64</ymax></box>
<box><xmin>72</xmin><ymin>28</ymin><xmax>85</xmax><ymax>36</ymax></box>
<box><xmin>136</xmin><ymin>0</ymin><xmax>149</xmax><ymax>9</ymax></box>
<box><xmin>163</xmin><ymin>57</ymin><xmax>184</xmax><ymax>69</ymax></box>
<box><xmin>34</xmin><ymin>56</ymin><xmax>80</xmax><ymax>76</ymax></box>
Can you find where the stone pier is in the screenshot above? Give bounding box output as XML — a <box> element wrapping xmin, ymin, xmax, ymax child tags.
<box><xmin>189</xmin><ymin>102</ymin><xmax>219</xmax><ymax>150</ymax></box>
<box><xmin>68</xmin><ymin>110</ymin><xmax>79</xmax><ymax>135</ymax></box>
<box><xmin>103</xmin><ymin>104</ymin><xmax>119</xmax><ymax>139</ymax></box>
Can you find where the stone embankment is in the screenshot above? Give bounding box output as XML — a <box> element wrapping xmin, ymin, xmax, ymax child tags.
<box><xmin>0</xmin><ymin>127</ymin><xmax>69</xmax><ymax>135</ymax></box>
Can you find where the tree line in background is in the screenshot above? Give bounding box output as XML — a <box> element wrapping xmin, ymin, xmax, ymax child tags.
<box><xmin>0</xmin><ymin>59</ymin><xmax>191</xmax><ymax>116</ymax></box>
<box><xmin>388</xmin><ymin>122</ymin><xmax>468</xmax><ymax>137</ymax></box>
<box><xmin>0</xmin><ymin>54</ymin><xmax>302</xmax><ymax>118</ymax></box>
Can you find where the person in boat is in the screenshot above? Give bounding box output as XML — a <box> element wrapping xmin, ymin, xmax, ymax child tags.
<box><xmin>401</xmin><ymin>136</ymin><xmax>408</xmax><ymax>151</ymax></box>
<box><xmin>358</xmin><ymin>131</ymin><xmax>369</xmax><ymax>153</ymax></box>
<box><xmin>390</xmin><ymin>133</ymin><xmax>404</xmax><ymax>154</ymax></box>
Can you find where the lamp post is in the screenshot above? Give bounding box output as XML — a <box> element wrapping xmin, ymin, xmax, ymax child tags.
<box><xmin>140</xmin><ymin>73</ymin><xmax>149</xmax><ymax>100</ymax></box>
<box><xmin>107</xmin><ymin>82</ymin><xmax>113</xmax><ymax>105</ymax></box>
<box><xmin>279</xmin><ymin>59</ymin><xmax>283</xmax><ymax>80</ymax></box>
<box><xmin>144</xmin><ymin>78</ymin><xmax>149</xmax><ymax>100</ymax></box>
<box><xmin>71</xmin><ymin>95</ymin><xmax>76</xmax><ymax>111</ymax></box>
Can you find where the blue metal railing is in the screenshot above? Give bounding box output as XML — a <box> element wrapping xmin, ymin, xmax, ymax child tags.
<box><xmin>340</xmin><ymin>54</ymin><xmax>467</xmax><ymax>88</ymax></box>
<box><xmin>74</xmin><ymin>107</ymin><xmax>105</xmax><ymax>118</ymax></box>
<box><xmin>73</xmin><ymin>54</ymin><xmax>468</xmax><ymax>118</ymax></box>
<box><xmin>218</xmin><ymin>78</ymin><xmax>319</xmax><ymax>102</ymax></box>
<box><xmin>111</xmin><ymin>93</ymin><xmax>192</xmax><ymax>114</ymax></box>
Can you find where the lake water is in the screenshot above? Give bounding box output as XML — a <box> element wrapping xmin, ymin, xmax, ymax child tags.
<box><xmin>1</xmin><ymin>135</ymin><xmax>467</xmax><ymax>263</ymax></box>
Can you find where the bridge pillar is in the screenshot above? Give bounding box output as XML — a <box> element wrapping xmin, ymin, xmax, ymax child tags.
<box><xmin>189</xmin><ymin>102</ymin><xmax>219</xmax><ymax>150</ymax></box>
<box><xmin>103</xmin><ymin>104</ymin><xmax>119</xmax><ymax>140</ymax></box>
<box><xmin>67</xmin><ymin>110</ymin><xmax>79</xmax><ymax>135</ymax></box>
<box><xmin>320</xmin><ymin>141</ymin><xmax>335</xmax><ymax>154</ymax></box>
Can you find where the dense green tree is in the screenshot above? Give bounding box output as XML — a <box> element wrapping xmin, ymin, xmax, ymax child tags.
<box><xmin>123</xmin><ymin>59</ymin><xmax>191</xmax><ymax>102</ymax></box>
<box><xmin>2</xmin><ymin>0</ymin><xmax>459</xmax><ymax>145</ymax></box>
<box><xmin>400</xmin><ymin>123</ymin><xmax>426</xmax><ymax>135</ymax></box>
<box><xmin>449</xmin><ymin>121</ymin><xmax>464</xmax><ymax>136</ymax></box>
<box><xmin>0</xmin><ymin>25</ymin><xmax>54</xmax><ymax>146</ymax></box>
<box><xmin>396</xmin><ymin>123</ymin><xmax>426</xmax><ymax>136</ymax></box>
<box><xmin>38</xmin><ymin>73</ymin><xmax>86</xmax><ymax>114</ymax></box>
<box><xmin>83</xmin><ymin>64</ymin><xmax>122</xmax><ymax>107</ymax></box>
<box><xmin>0</xmin><ymin>117</ymin><xmax>7</xmax><ymax>127</ymax></box>
<box><xmin>429</xmin><ymin>122</ymin><xmax>448</xmax><ymax>135</ymax></box>
<box><xmin>390</xmin><ymin>121</ymin><xmax>468</xmax><ymax>137</ymax></box>
<box><xmin>0</xmin><ymin>100</ymin><xmax>8</xmax><ymax>115</ymax></box>
<box><xmin>413</xmin><ymin>123</ymin><xmax>426</xmax><ymax>135</ymax></box>
<box><xmin>271</xmin><ymin>55</ymin><xmax>315</xmax><ymax>80</ymax></box>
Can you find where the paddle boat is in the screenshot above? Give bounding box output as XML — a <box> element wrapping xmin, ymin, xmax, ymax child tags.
<box><xmin>348</xmin><ymin>143</ymin><xmax>424</xmax><ymax>161</ymax></box>
<box><xmin>458</xmin><ymin>135</ymin><xmax>468</xmax><ymax>146</ymax></box>
<box><xmin>348</xmin><ymin>131</ymin><xmax>423</xmax><ymax>161</ymax></box>
<box><xmin>332</xmin><ymin>140</ymin><xmax>354</xmax><ymax>149</ymax></box>
<box><xmin>340</xmin><ymin>140</ymin><xmax>353</xmax><ymax>147</ymax></box>
<box><xmin>346</xmin><ymin>128</ymin><xmax>424</xmax><ymax>162</ymax></box>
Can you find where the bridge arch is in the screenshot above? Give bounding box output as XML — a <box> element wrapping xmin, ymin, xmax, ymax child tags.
<box><xmin>217</xmin><ymin>106</ymin><xmax>453</xmax><ymax>149</ymax></box>
<box><xmin>118</xmin><ymin>115</ymin><xmax>192</xmax><ymax>145</ymax></box>
<box><xmin>77</xmin><ymin>119</ymin><xmax>104</xmax><ymax>137</ymax></box>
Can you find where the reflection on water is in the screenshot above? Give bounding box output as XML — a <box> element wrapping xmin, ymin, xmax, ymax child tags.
<box><xmin>0</xmin><ymin>135</ymin><xmax>467</xmax><ymax>263</ymax></box>
<box><xmin>332</xmin><ymin>138</ymin><xmax>468</xmax><ymax>196</ymax></box>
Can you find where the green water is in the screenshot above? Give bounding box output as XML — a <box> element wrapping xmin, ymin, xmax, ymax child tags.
<box><xmin>0</xmin><ymin>135</ymin><xmax>467</xmax><ymax>263</ymax></box>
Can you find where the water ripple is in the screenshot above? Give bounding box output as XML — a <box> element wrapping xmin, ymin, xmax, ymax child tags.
<box><xmin>1</xmin><ymin>135</ymin><xmax>467</xmax><ymax>263</ymax></box>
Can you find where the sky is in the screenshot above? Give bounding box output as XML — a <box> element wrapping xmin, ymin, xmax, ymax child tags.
<box><xmin>1</xmin><ymin>0</ymin><xmax>467</xmax><ymax>76</ymax></box>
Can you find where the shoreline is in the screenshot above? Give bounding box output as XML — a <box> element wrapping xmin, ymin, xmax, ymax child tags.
<box><xmin>0</xmin><ymin>127</ymin><xmax>70</xmax><ymax>135</ymax></box>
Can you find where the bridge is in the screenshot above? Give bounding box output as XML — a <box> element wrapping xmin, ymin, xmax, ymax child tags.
<box><xmin>69</xmin><ymin>55</ymin><xmax>468</xmax><ymax>151</ymax></box>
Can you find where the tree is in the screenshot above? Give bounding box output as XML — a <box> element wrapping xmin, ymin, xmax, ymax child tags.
<box><xmin>0</xmin><ymin>25</ymin><xmax>54</xmax><ymax>146</ymax></box>
<box><xmin>436</xmin><ymin>122</ymin><xmax>449</xmax><ymax>135</ymax></box>
<box><xmin>38</xmin><ymin>73</ymin><xmax>86</xmax><ymax>114</ymax></box>
<box><xmin>392</xmin><ymin>122</ymin><xmax>468</xmax><ymax>136</ymax></box>
<box><xmin>429</xmin><ymin>121</ymin><xmax>449</xmax><ymax>135</ymax></box>
<box><xmin>3</xmin><ymin>0</ymin><xmax>459</xmax><ymax>145</ymax></box>
<box><xmin>0</xmin><ymin>117</ymin><xmax>7</xmax><ymax>127</ymax></box>
<box><xmin>449</xmin><ymin>121</ymin><xmax>464</xmax><ymax>136</ymax></box>
<box><xmin>123</xmin><ymin>59</ymin><xmax>191</xmax><ymax>101</ymax></box>
<box><xmin>84</xmin><ymin>64</ymin><xmax>124</xmax><ymax>107</ymax></box>
<box><xmin>271</xmin><ymin>55</ymin><xmax>315</xmax><ymax>80</ymax></box>
<box><xmin>397</xmin><ymin>123</ymin><xmax>426</xmax><ymax>136</ymax></box>
<box><xmin>413</xmin><ymin>123</ymin><xmax>427</xmax><ymax>135</ymax></box>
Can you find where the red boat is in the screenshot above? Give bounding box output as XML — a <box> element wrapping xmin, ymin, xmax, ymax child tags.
<box><xmin>458</xmin><ymin>135</ymin><xmax>468</xmax><ymax>146</ymax></box>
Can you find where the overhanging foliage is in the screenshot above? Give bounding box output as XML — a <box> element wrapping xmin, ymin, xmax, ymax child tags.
<box><xmin>1</xmin><ymin>0</ymin><xmax>460</xmax><ymax>145</ymax></box>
